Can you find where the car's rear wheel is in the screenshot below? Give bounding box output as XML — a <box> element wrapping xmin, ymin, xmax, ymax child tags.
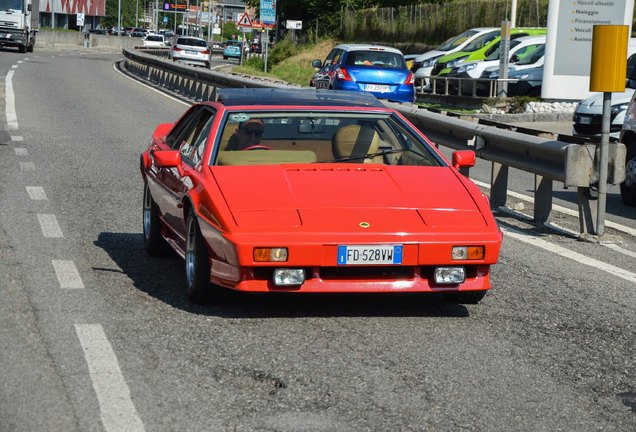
<box><xmin>442</xmin><ymin>290</ymin><xmax>487</xmax><ymax>304</ymax></box>
<box><xmin>143</xmin><ymin>183</ymin><xmax>170</xmax><ymax>256</ymax></box>
<box><xmin>620</xmin><ymin>146</ymin><xmax>636</xmax><ymax>206</ymax></box>
<box><xmin>223</xmin><ymin>55</ymin><xmax>227</xmax><ymax>60</ymax></box>
<box><xmin>185</xmin><ymin>210</ymin><xmax>223</xmax><ymax>303</ymax></box>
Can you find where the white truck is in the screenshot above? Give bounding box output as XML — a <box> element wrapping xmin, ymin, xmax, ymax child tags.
<box><xmin>0</xmin><ymin>0</ymin><xmax>38</xmax><ymax>53</ymax></box>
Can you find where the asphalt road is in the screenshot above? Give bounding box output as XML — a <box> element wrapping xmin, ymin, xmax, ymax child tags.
<box><xmin>0</xmin><ymin>48</ymin><xmax>635</xmax><ymax>431</ymax></box>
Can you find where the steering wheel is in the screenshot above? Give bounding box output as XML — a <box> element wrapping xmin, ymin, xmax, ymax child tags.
<box><xmin>242</xmin><ymin>145</ymin><xmax>272</xmax><ymax>151</ymax></box>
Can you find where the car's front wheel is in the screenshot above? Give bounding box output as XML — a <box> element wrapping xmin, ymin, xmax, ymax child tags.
<box><xmin>185</xmin><ymin>210</ymin><xmax>223</xmax><ymax>303</ymax></box>
<box><xmin>621</xmin><ymin>145</ymin><xmax>636</xmax><ymax>206</ymax></box>
<box><xmin>143</xmin><ymin>183</ymin><xmax>170</xmax><ymax>256</ymax></box>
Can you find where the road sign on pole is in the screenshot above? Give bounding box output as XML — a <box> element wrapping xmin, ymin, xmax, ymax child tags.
<box><xmin>259</xmin><ymin>0</ymin><xmax>276</xmax><ymax>25</ymax></box>
<box><xmin>237</xmin><ymin>12</ymin><xmax>252</xmax><ymax>27</ymax></box>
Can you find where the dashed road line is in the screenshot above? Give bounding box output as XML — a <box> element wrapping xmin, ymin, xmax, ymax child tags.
<box><xmin>37</xmin><ymin>213</ymin><xmax>63</xmax><ymax>238</ymax></box>
<box><xmin>11</xmin><ymin>135</ymin><xmax>23</xmax><ymax>141</ymax></box>
<box><xmin>5</xmin><ymin>69</ymin><xmax>18</xmax><ymax>130</ymax></box>
<box><xmin>19</xmin><ymin>161</ymin><xmax>35</xmax><ymax>171</ymax></box>
<box><xmin>503</xmin><ymin>227</ymin><xmax>636</xmax><ymax>284</ymax></box>
<box><xmin>26</xmin><ymin>186</ymin><xmax>47</xmax><ymax>200</ymax></box>
<box><xmin>14</xmin><ymin>147</ymin><xmax>27</xmax><ymax>156</ymax></box>
<box><xmin>52</xmin><ymin>260</ymin><xmax>84</xmax><ymax>289</ymax></box>
<box><xmin>75</xmin><ymin>324</ymin><xmax>145</xmax><ymax>432</ymax></box>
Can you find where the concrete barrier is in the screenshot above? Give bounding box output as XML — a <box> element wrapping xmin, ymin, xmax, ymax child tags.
<box><xmin>36</xmin><ymin>30</ymin><xmax>143</xmax><ymax>51</ymax></box>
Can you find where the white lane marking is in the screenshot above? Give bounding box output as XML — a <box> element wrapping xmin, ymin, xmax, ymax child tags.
<box><xmin>52</xmin><ymin>260</ymin><xmax>84</xmax><ymax>289</ymax></box>
<box><xmin>26</xmin><ymin>186</ymin><xmax>47</xmax><ymax>200</ymax></box>
<box><xmin>473</xmin><ymin>179</ymin><xmax>636</xmax><ymax>238</ymax></box>
<box><xmin>605</xmin><ymin>243</ymin><xmax>636</xmax><ymax>259</ymax></box>
<box><xmin>113</xmin><ymin>62</ymin><xmax>189</xmax><ymax>107</ymax></box>
<box><xmin>75</xmin><ymin>324</ymin><xmax>145</xmax><ymax>432</ymax></box>
<box><xmin>37</xmin><ymin>214</ymin><xmax>63</xmax><ymax>238</ymax></box>
<box><xmin>19</xmin><ymin>161</ymin><xmax>35</xmax><ymax>171</ymax></box>
<box><xmin>5</xmin><ymin>69</ymin><xmax>18</xmax><ymax>130</ymax></box>
<box><xmin>14</xmin><ymin>147</ymin><xmax>28</xmax><ymax>156</ymax></box>
<box><xmin>11</xmin><ymin>64</ymin><xmax>17</xmax><ymax>69</ymax></box>
<box><xmin>503</xmin><ymin>227</ymin><xmax>636</xmax><ymax>284</ymax></box>
<box><xmin>17</xmin><ymin>61</ymin><xmax>23</xmax><ymax>64</ymax></box>
<box><xmin>11</xmin><ymin>135</ymin><xmax>23</xmax><ymax>141</ymax></box>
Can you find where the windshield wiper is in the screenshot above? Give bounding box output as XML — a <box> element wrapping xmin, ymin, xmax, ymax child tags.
<box><xmin>321</xmin><ymin>148</ymin><xmax>407</xmax><ymax>164</ymax></box>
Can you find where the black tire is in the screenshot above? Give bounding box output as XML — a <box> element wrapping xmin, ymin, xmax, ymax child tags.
<box><xmin>143</xmin><ymin>183</ymin><xmax>170</xmax><ymax>256</ymax></box>
<box><xmin>18</xmin><ymin>45</ymin><xmax>26</xmax><ymax>53</ymax></box>
<box><xmin>185</xmin><ymin>210</ymin><xmax>222</xmax><ymax>303</ymax></box>
<box><xmin>205</xmin><ymin>61</ymin><xmax>210</xmax><ymax>69</ymax></box>
<box><xmin>442</xmin><ymin>290</ymin><xmax>487</xmax><ymax>304</ymax></box>
<box><xmin>620</xmin><ymin>147</ymin><xmax>636</xmax><ymax>206</ymax></box>
<box><xmin>223</xmin><ymin>55</ymin><xmax>227</xmax><ymax>60</ymax></box>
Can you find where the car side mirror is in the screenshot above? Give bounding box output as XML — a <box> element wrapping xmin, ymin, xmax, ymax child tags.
<box><xmin>311</xmin><ymin>59</ymin><xmax>322</xmax><ymax>68</ymax></box>
<box><xmin>153</xmin><ymin>150</ymin><xmax>187</xmax><ymax>176</ymax></box>
<box><xmin>452</xmin><ymin>150</ymin><xmax>475</xmax><ymax>169</ymax></box>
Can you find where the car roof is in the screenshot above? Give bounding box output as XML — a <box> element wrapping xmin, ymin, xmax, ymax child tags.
<box><xmin>177</xmin><ymin>36</ymin><xmax>206</xmax><ymax>42</ymax></box>
<box><xmin>215</xmin><ymin>88</ymin><xmax>386</xmax><ymax>108</ymax></box>
<box><xmin>333</xmin><ymin>44</ymin><xmax>403</xmax><ymax>55</ymax></box>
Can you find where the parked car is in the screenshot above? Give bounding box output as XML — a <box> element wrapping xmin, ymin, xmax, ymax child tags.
<box><xmin>486</xmin><ymin>65</ymin><xmax>544</xmax><ymax>97</ymax></box>
<box><xmin>170</xmin><ymin>36</ymin><xmax>211</xmax><ymax>68</ymax></box>
<box><xmin>140</xmin><ymin>87</ymin><xmax>502</xmax><ymax>303</ymax></box>
<box><xmin>431</xmin><ymin>27</ymin><xmax>547</xmax><ymax>92</ymax></box>
<box><xmin>572</xmin><ymin>39</ymin><xmax>636</xmax><ymax>141</ymax></box>
<box><xmin>619</xmin><ymin>70</ymin><xmax>636</xmax><ymax>205</ymax></box>
<box><xmin>223</xmin><ymin>40</ymin><xmax>242</xmax><ymax>60</ymax></box>
<box><xmin>143</xmin><ymin>34</ymin><xmax>167</xmax><ymax>47</ymax></box>
<box><xmin>310</xmin><ymin>43</ymin><xmax>415</xmax><ymax>103</ymax></box>
<box><xmin>444</xmin><ymin>35</ymin><xmax>546</xmax><ymax>96</ymax></box>
<box><xmin>411</xmin><ymin>27</ymin><xmax>499</xmax><ymax>90</ymax></box>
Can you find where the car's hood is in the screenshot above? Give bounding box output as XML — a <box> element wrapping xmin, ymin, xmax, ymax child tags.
<box><xmin>415</xmin><ymin>50</ymin><xmax>445</xmax><ymax>62</ymax></box>
<box><xmin>211</xmin><ymin>165</ymin><xmax>486</xmax><ymax>231</ymax></box>
<box><xmin>576</xmin><ymin>88</ymin><xmax>635</xmax><ymax>114</ymax></box>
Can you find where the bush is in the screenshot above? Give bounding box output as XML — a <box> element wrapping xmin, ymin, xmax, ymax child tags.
<box><xmin>267</xmin><ymin>38</ymin><xmax>301</xmax><ymax>67</ymax></box>
<box><xmin>243</xmin><ymin>55</ymin><xmax>265</xmax><ymax>71</ymax></box>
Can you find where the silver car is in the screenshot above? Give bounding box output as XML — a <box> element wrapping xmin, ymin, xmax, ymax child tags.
<box><xmin>169</xmin><ymin>37</ymin><xmax>211</xmax><ymax>68</ymax></box>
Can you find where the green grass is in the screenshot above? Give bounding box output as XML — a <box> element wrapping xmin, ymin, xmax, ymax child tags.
<box><xmin>232</xmin><ymin>39</ymin><xmax>335</xmax><ymax>86</ymax></box>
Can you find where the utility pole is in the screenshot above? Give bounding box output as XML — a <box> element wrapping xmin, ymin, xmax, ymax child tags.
<box><xmin>510</xmin><ymin>0</ymin><xmax>517</xmax><ymax>28</ymax></box>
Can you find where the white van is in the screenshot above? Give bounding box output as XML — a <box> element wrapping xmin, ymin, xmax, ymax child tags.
<box><xmin>572</xmin><ymin>38</ymin><xmax>636</xmax><ymax>141</ymax></box>
<box><xmin>411</xmin><ymin>27</ymin><xmax>498</xmax><ymax>89</ymax></box>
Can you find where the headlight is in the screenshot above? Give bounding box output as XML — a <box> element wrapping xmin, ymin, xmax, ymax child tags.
<box><xmin>422</xmin><ymin>56</ymin><xmax>441</xmax><ymax>68</ymax></box>
<box><xmin>273</xmin><ymin>269</ymin><xmax>305</xmax><ymax>286</ymax></box>
<box><xmin>452</xmin><ymin>246</ymin><xmax>485</xmax><ymax>260</ymax></box>
<box><xmin>446</xmin><ymin>56</ymin><xmax>468</xmax><ymax>68</ymax></box>
<box><xmin>434</xmin><ymin>267</ymin><xmax>466</xmax><ymax>284</ymax></box>
<box><xmin>457</xmin><ymin>63</ymin><xmax>476</xmax><ymax>73</ymax></box>
<box><xmin>611</xmin><ymin>103</ymin><xmax>629</xmax><ymax>116</ymax></box>
<box><xmin>488</xmin><ymin>71</ymin><xmax>499</xmax><ymax>79</ymax></box>
<box><xmin>254</xmin><ymin>247</ymin><xmax>288</xmax><ymax>262</ymax></box>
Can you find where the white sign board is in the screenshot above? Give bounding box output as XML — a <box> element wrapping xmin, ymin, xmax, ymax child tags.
<box><xmin>286</xmin><ymin>20</ymin><xmax>302</xmax><ymax>30</ymax></box>
<box><xmin>77</xmin><ymin>13</ymin><xmax>85</xmax><ymax>26</ymax></box>
<box><xmin>542</xmin><ymin>0</ymin><xmax>634</xmax><ymax>100</ymax></box>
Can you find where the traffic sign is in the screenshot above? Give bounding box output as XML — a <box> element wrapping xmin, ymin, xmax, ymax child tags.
<box><xmin>260</xmin><ymin>0</ymin><xmax>276</xmax><ymax>25</ymax></box>
<box><xmin>237</xmin><ymin>13</ymin><xmax>252</xmax><ymax>27</ymax></box>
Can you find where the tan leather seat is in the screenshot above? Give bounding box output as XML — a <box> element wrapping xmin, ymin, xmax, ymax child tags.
<box><xmin>332</xmin><ymin>125</ymin><xmax>383</xmax><ymax>163</ymax></box>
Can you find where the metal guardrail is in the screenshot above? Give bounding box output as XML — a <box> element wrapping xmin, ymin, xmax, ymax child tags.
<box><xmin>122</xmin><ymin>47</ymin><xmax>626</xmax><ymax>237</ymax></box>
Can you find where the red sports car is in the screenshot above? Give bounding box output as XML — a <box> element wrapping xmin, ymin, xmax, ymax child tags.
<box><xmin>140</xmin><ymin>88</ymin><xmax>502</xmax><ymax>303</ymax></box>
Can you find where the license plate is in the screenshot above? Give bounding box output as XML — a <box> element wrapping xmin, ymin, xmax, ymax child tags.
<box><xmin>186</xmin><ymin>50</ymin><xmax>197</xmax><ymax>55</ymax></box>
<box><xmin>337</xmin><ymin>245</ymin><xmax>403</xmax><ymax>265</ymax></box>
<box><xmin>366</xmin><ymin>84</ymin><xmax>391</xmax><ymax>92</ymax></box>
<box><xmin>579</xmin><ymin>116</ymin><xmax>592</xmax><ymax>124</ymax></box>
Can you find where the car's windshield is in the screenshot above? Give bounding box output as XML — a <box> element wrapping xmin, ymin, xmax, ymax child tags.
<box><xmin>0</xmin><ymin>0</ymin><xmax>24</xmax><ymax>12</ymax></box>
<box><xmin>226</xmin><ymin>41</ymin><xmax>241</xmax><ymax>47</ymax></box>
<box><xmin>437</xmin><ymin>29</ymin><xmax>480</xmax><ymax>51</ymax></box>
<box><xmin>517</xmin><ymin>44</ymin><xmax>545</xmax><ymax>65</ymax></box>
<box><xmin>146</xmin><ymin>35</ymin><xmax>163</xmax><ymax>42</ymax></box>
<box><xmin>212</xmin><ymin>111</ymin><xmax>443</xmax><ymax>167</ymax></box>
<box><xmin>484</xmin><ymin>39</ymin><xmax>522</xmax><ymax>61</ymax></box>
<box><xmin>463</xmin><ymin>30</ymin><xmax>500</xmax><ymax>52</ymax></box>
<box><xmin>345</xmin><ymin>51</ymin><xmax>406</xmax><ymax>68</ymax></box>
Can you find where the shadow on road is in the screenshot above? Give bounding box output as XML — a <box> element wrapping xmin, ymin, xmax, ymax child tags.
<box><xmin>94</xmin><ymin>232</ymin><xmax>472</xmax><ymax>319</ymax></box>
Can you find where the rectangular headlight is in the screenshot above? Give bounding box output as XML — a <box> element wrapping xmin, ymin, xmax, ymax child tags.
<box><xmin>434</xmin><ymin>267</ymin><xmax>465</xmax><ymax>284</ymax></box>
<box><xmin>273</xmin><ymin>269</ymin><xmax>305</xmax><ymax>286</ymax></box>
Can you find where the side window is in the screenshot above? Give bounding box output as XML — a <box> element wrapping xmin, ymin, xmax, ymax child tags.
<box><xmin>165</xmin><ymin>107</ymin><xmax>202</xmax><ymax>149</ymax></box>
<box><xmin>332</xmin><ymin>49</ymin><xmax>343</xmax><ymax>65</ymax></box>
<box><xmin>627</xmin><ymin>54</ymin><xmax>636</xmax><ymax>79</ymax></box>
<box><xmin>324</xmin><ymin>48</ymin><xmax>338</xmax><ymax>67</ymax></box>
<box><xmin>179</xmin><ymin>109</ymin><xmax>215</xmax><ymax>164</ymax></box>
